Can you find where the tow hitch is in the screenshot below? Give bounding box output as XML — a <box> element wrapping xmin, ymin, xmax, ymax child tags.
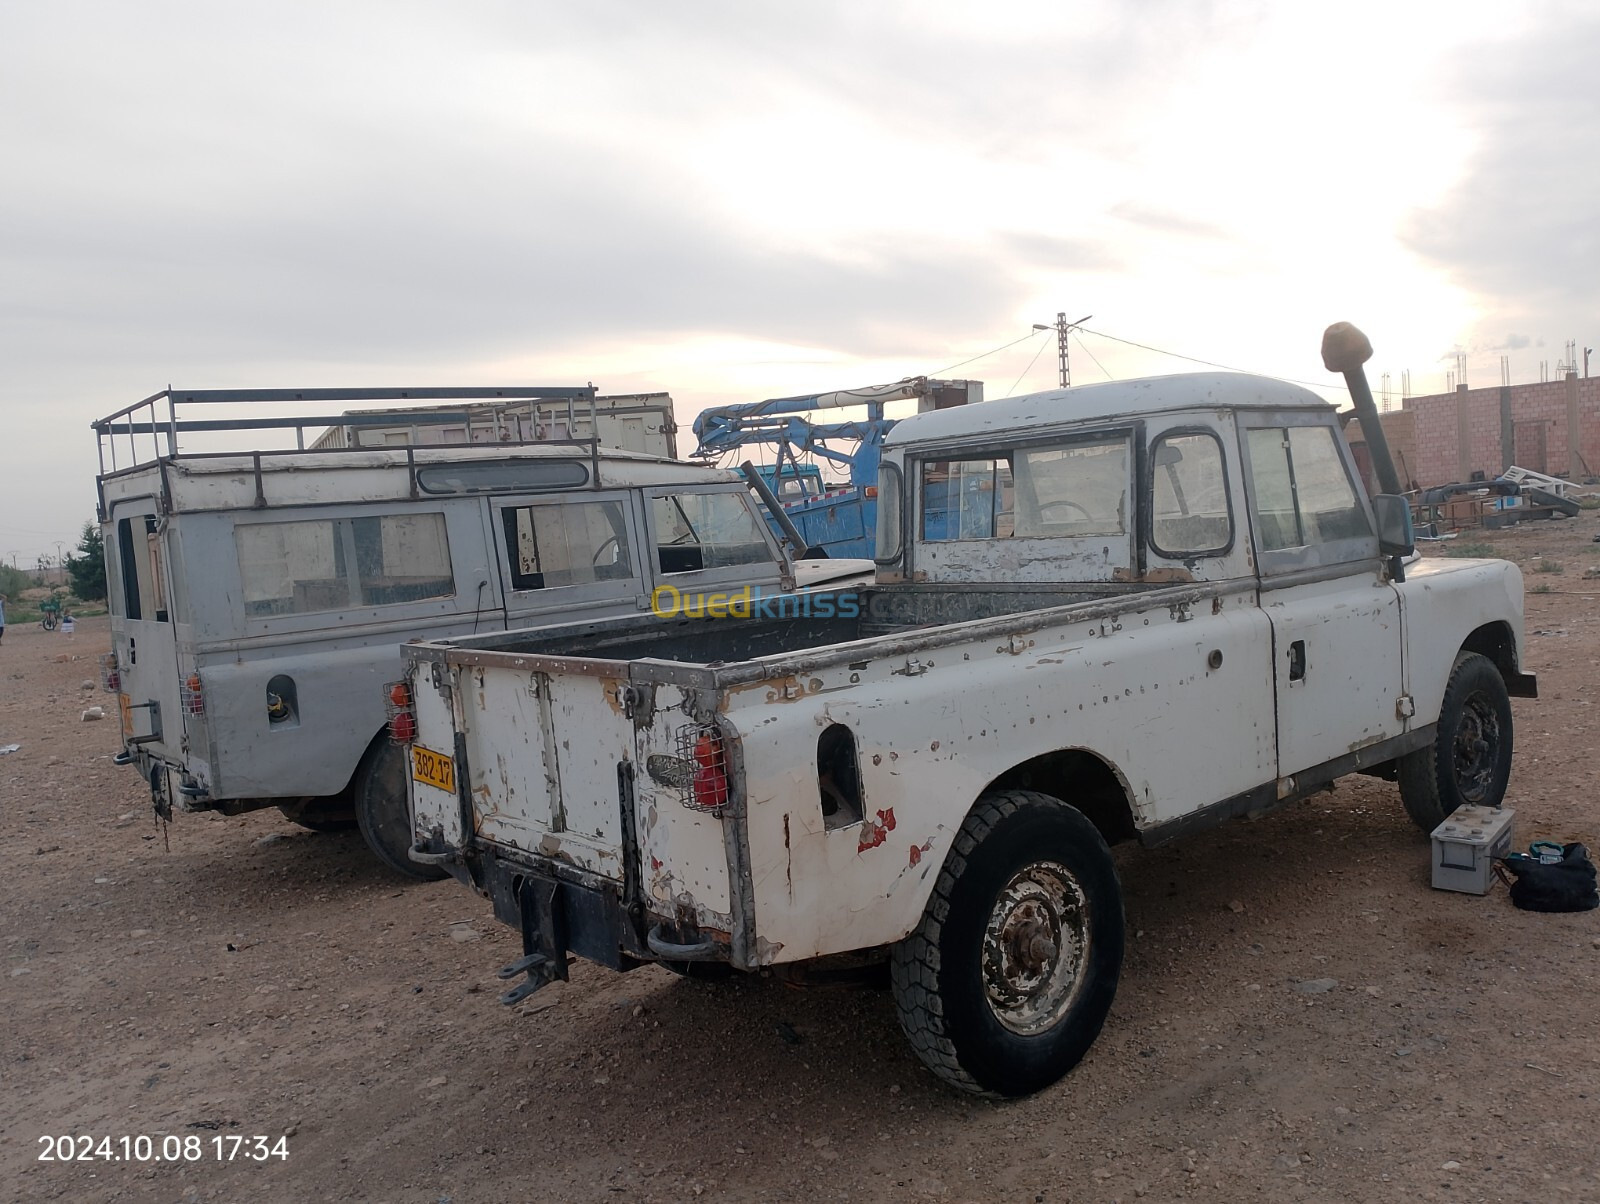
<box><xmin>496</xmin><ymin>876</ymin><xmax>570</xmax><ymax>1005</ymax></box>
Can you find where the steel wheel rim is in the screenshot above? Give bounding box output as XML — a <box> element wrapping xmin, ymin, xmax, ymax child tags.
<box><xmin>1453</xmin><ymin>691</ymin><xmax>1501</xmax><ymax>803</ymax></box>
<box><xmin>981</xmin><ymin>860</ymin><xmax>1089</xmax><ymax>1036</ymax></box>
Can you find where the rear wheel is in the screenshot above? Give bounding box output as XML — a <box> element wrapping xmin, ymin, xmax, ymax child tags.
<box><xmin>1397</xmin><ymin>651</ymin><xmax>1514</xmax><ymax>831</ymax></box>
<box><xmin>890</xmin><ymin>790</ymin><xmax>1124</xmax><ymax>1097</ymax></box>
<box><xmin>355</xmin><ymin>738</ymin><xmax>447</xmax><ymax>881</ymax></box>
<box><xmin>277</xmin><ymin>796</ymin><xmax>358</xmax><ymax>833</ymax></box>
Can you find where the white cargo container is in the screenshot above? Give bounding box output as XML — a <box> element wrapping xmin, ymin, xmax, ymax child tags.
<box><xmin>308</xmin><ymin>392</ymin><xmax>678</xmax><ymax>458</ymax></box>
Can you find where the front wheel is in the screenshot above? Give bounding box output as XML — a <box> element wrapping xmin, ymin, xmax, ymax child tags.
<box><xmin>354</xmin><ymin>739</ymin><xmax>447</xmax><ymax>881</ymax></box>
<box><xmin>1397</xmin><ymin>651</ymin><xmax>1514</xmax><ymax>831</ymax></box>
<box><xmin>890</xmin><ymin>790</ymin><xmax>1124</xmax><ymax>1097</ymax></box>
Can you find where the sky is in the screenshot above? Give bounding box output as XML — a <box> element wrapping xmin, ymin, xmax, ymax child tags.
<box><xmin>2</xmin><ymin>0</ymin><xmax>1596</xmax><ymax>566</ymax></box>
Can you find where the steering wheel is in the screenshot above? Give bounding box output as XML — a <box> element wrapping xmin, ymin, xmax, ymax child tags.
<box><xmin>591</xmin><ymin>536</ymin><xmax>621</xmax><ymax>567</ymax></box>
<box><xmin>1036</xmin><ymin>500</ymin><xmax>1094</xmax><ymax>523</ymax></box>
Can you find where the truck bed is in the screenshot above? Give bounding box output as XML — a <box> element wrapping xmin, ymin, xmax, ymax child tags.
<box><xmin>410</xmin><ymin>580</ymin><xmax>1200</xmax><ymax>684</ymax></box>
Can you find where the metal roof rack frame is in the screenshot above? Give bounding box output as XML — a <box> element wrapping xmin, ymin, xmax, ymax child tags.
<box><xmin>91</xmin><ymin>385</ymin><xmax>618</xmax><ymax>519</ymax></box>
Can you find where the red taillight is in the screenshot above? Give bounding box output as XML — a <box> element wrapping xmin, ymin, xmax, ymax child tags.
<box><xmin>181</xmin><ymin>673</ymin><xmax>204</xmax><ymax>716</ymax></box>
<box><xmin>390</xmin><ymin>710</ymin><xmax>417</xmax><ymax>744</ymax></box>
<box><xmin>100</xmin><ymin>653</ymin><xmax>120</xmax><ymax>694</ymax></box>
<box><xmin>690</xmin><ymin>730</ymin><xmax>729</xmax><ymax>810</ymax></box>
<box><xmin>384</xmin><ymin>680</ymin><xmax>416</xmax><ymax>744</ymax></box>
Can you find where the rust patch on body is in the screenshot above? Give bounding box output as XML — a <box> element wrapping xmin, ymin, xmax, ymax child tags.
<box><xmin>858</xmin><ymin>807</ymin><xmax>897</xmax><ymax>852</ymax></box>
<box><xmin>757</xmin><ymin>676</ymin><xmax>807</xmax><ymax>704</ymax></box>
<box><xmin>1113</xmin><ymin>566</ymin><xmax>1195</xmax><ymax>584</ymax></box>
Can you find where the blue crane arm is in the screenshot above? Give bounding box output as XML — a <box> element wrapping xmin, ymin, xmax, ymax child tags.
<box><xmin>691</xmin><ymin>378</ymin><xmax>931</xmax><ymax>458</ymax></box>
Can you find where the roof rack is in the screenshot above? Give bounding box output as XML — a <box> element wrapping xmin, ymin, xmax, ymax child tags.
<box><xmin>92</xmin><ymin>385</ymin><xmax>601</xmax><ymax>478</ymax></box>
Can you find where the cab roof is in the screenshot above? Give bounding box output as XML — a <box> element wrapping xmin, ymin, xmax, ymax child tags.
<box><xmin>884</xmin><ymin>371</ymin><xmax>1334</xmax><ymax>448</ymax></box>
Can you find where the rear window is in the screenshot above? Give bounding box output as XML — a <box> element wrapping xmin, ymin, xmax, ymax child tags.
<box><xmin>235</xmin><ymin>514</ymin><xmax>455</xmax><ymax>616</ymax></box>
<box><xmin>920</xmin><ymin>433</ymin><xmax>1130</xmax><ymax>542</ymax></box>
<box><xmin>115</xmin><ymin>515</ymin><xmax>169</xmax><ymax>622</ymax></box>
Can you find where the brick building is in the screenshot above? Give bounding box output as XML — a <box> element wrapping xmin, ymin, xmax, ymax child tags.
<box><xmin>1394</xmin><ymin>374</ymin><xmax>1600</xmax><ymax>490</ymax></box>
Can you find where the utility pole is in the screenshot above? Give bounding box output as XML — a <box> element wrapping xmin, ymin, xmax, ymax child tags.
<box><xmin>1056</xmin><ymin>313</ymin><xmax>1093</xmax><ymax>387</ymax></box>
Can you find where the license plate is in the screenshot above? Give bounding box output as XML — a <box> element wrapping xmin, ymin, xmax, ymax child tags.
<box><xmin>410</xmin><ymin>745</ymin><xmax>456</xmax><ymax>793</ymax></box>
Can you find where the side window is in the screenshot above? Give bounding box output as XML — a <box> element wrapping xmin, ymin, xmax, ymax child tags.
<box><xmin>236</xmin><ymin>514</ymin><xmax>454</xmax><ymax>616</ymax></box>
<box><xmin>1246</xmin><ymin>429</ymin><xmax>1300</xmax><ymax>550</ymax></box>
<box><xmin>353</xmin><ymin>514</ymin><xmax>455</xmax><ymax>605</ymax></box>
<box><xmin>921</xmin><ymin>458</ymin><xmax>1015</xmax><ymax>540</ymax></box>
<box><xmin>1245</xmin><ymin>425</ymin><xmax>1371</xmax><ymax>554</ymax></box>
<box><xmin>144</xmin><ymin>518</ymin><xmax>170</xmax><ymax>621</ymax></box>
<box><xmin>116</xmin><ymin>518</ymin><xmax>142</xmax><ymax>621</ymax></box>
<box><xmin>1150</xmin><ymin>433</ymin><xmax>1232</xmax><ymax>556</ymax></box>
<box><xmin>1287</xmin><ymin>427</ymin><xmax>1371</xmax><ymax>543</ymax></box>
<box><xmin>653</xmin><ymin>492</ymin><xmax>773</xmax><ymax>575</ymax></box>
<box><xmin>500</xmin><ymin>500</ymin><xmax>633</xmax><ymax>591</ymax></box>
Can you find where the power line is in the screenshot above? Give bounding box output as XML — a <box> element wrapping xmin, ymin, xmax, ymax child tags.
<box><xmin>1003</xmin><ymin>336</ymin><xmax>1053</xmax><ymax>398</ymax></box>
<box><xmin>1071</xmin><ymin>332</ymin><xmax>1114</xmax><ymax>382</ymax></box>
<box><xmin>1075</xmin><ymin>325</ymin><xmax>1351</xmax><ymax>394</ymax></box>
<box><xmin>928</xmin><ymin>328</ymin><xmax>1049</xmax><ymax>377</ymax></box>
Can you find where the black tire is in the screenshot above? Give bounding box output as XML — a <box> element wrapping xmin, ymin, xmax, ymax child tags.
<box><xmin>889</xmin><ymin>790</ymin><xmax>1124</xmax><ymax>1097</ymax></box>
<box><xmin>277</xmin><ymin>803</ymin><xmax>358</xmax><ymax>833</ymax></box>
<box><xmin>354</xmin><ymin>738</ymin><xmax>447</xmax><ymax>881</ymax></box>
<box><xmin>1397</xmin><ymin>651</ymin><xmax>1514</xmax><ymax>831</ymax></box>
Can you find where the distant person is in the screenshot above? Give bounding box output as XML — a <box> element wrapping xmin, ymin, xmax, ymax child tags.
<box><xmin>61</xmin><ymin>612</ymin><xmax>75</xmax><ymax>638</ymax></box>
<box><xmin>0</xmin><ymin>592</ymin><xmax>7</xmax><ymax>645</ymax></box>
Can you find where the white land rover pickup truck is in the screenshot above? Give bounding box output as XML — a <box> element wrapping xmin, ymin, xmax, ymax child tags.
<box><xmin>398</xmin><ymin>338</ymin><xmax>1535</xmax><ymax>1096</ymax></box>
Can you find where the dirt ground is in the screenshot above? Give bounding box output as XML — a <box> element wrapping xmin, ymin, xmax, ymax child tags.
<box><xmin>4</xmin><ymin>516</ymin><xmax>1600</xmax><ymax>1204</ymax></box>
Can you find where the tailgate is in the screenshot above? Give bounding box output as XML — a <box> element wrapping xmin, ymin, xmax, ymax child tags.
<box><xmin>413</xmin><ymin>662</ymin><xmax>632</xmax><ymax>880</ymax></box>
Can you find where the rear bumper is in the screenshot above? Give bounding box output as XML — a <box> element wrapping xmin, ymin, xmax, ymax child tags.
<box><xmin>442</xmin><ymin>838</ymin><xmax>733</xmax><ymax>1003</ymax></box>
<box><xmin>114</xmin><ymin>749</ymin><xmax>216</xmax><ymax>812</ymax></box>
<box><xmin>480</xmin><ymin>843</ymin><xmax>650</xmax><ymax>973</ymax></box>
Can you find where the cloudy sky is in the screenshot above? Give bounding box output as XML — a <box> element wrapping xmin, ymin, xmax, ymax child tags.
<box><xmin>2</xmin><ymin>0</ymin><xmax>1595</xmax><ymax>566</ymax></box>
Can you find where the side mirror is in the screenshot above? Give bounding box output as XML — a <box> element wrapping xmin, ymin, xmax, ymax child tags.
<box><xmin>1372</xmin><ymin>493</ymin><xmax>1414</xmax><ymax>558</ymax></box>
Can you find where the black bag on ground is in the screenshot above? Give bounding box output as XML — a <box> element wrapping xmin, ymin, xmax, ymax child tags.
<box><xmin>1499</xmin><ymin>843</ymin><xmax>1600</xmax><ymax>913</ymax></box>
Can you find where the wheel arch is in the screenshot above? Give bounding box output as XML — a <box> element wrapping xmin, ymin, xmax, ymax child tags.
<box><xmin>1459</xmin><ymin>620</ymin><xmax>1537</xmax><ymax>697</ymax></box>
<box><xmin>980</xmin><ymin>747</ymin><xmax>1140</xmax><ymax>846</ymax></box>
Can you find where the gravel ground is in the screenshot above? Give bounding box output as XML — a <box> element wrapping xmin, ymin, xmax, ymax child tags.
<box><xmin>4</xmin><ymin>514</ymin><xmax>1600</xmax><ymax>1203</ymax></box>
